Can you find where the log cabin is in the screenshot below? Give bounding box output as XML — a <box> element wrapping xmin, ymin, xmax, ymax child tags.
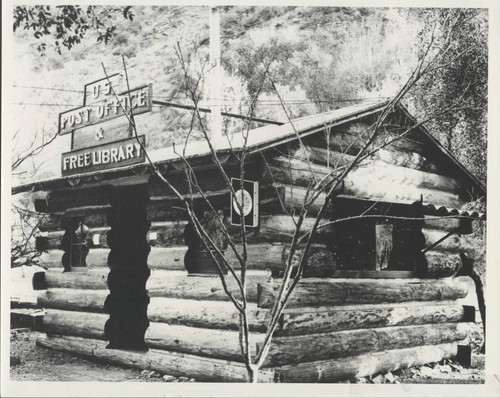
<box><xmin>12</xmin><ymin>97</ymin><xmax>486</xmax><ymax>382</ymax></box>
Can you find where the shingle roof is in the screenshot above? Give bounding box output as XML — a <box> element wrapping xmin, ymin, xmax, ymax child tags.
<box><xmin>12</xmin><ymin>97</ymin><xmax>486</xmax><ymax>219</ymax></box>
<box><xmin>12</xmin><ymin>100</ymin><xmax>389</xmax><ymax>194</ymax></box>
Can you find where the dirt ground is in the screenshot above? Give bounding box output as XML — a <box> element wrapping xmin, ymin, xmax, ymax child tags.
<box><xmin>10</xmin><ymin>329</ymin><xmax>485</xmax><ymax>384</ymax></box>
<box><xmin>10</xmin><ymin>330</ymin><xmax>183</xmax><ymax>382</ymax></box>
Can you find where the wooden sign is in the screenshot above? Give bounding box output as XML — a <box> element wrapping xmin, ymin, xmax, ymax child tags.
<box><xmin>71</xmin><ymin>118</ymin><xmax>132</xmax><ymax>151</ymax></box>
<box><xmin>230</xmin><ymin>178</ymin><xmax>259</xmax><ymax>227</ymax></box>
<box><xmin>84</xmin><ymin>73</ymin><xmax>124</xmax><ymax>106</ymax></box>
<box><xmin>59</xmin><ymin>84</ymin><xmax>152</xmax><ymax>135</ymax></box>
<box><xmin>61</xmin><ymin>135</ymin><xmax>146</xmax><ymax>176</ymax></box>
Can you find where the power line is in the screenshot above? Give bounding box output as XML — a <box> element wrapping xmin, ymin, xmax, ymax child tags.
<box><xmin>12</xmin><ymin>103</ymin><xmax>84</xmax><ymax>107</ymax></box>
<box><xmin>151</xmin><ymin>99</ymin><xmax>283</xmax><ymax>125</ymax></box>
<box><xmin>12</xmin><ymin>84</ymin><xmax>390</xmax><ymax>104</ymax></box>
<box><xmin>12</xmin><ymin>85</ymin><xmax>84</xmax><ymax>93</ymax></box>
<box><xmin>12</xmin><ymin>98</ymin><xmax>384</xmax><ymax>107</ymax></box>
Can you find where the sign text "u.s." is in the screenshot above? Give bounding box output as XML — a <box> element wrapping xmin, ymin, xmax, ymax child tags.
<box><xmin>58</xmin><ymin>84</ymin><xmax>152</xmax><ymax>135</ymax></box>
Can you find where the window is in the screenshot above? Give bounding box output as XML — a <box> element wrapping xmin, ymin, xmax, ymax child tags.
<box><xmin>327</xmin><ymin>199</ymin><xmax>423</xmax><ymax>277</ymax></box>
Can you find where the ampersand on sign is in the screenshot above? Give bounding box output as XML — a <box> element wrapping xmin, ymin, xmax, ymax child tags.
<box><xmin>95</xmin><ymin>127</ymin><xmax>104</xmax><ymax>141</ymax></box>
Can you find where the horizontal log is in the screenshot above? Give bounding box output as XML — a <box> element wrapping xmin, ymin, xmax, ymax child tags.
<box><xmin>270</xmin><ymin>244</ymin><xmax>335</xmax><ymax>278</ymax></box>
<box><xmin>37</xmin><ymin>334</ymin><xmax>458</xmax><ymax>383</ymax></box>
<box><xmin>325</xmin><ymin>270</ymin><xmax>416</xmax><ymax>278</ymax></box>
<box><xmin>257</xmin><ymin>276</ymin><xmax>471</xmax><ymax>308</ymax></box>
<box><xmin>225</xmin><ymin>244</ymin><xmax>287</xmax><ymax>270</ymax></box>
<box><xmin>148</xmin><ymin>158</ymin><xmax>265</xmax><ymax>200</ymax></box>
<box><xmin>41</xmin><ymin>220</ymin><xmax>187</xmax><ymax>249</ymax></box>
<box><xmin>271</xmin><ymin>155</ymin><xmax>461</xmax><ymax>194</ymax></box>
<box><xmin>41</xmin><ymin>309</ymin><xmax>265</xmax><ymax>362</ymax></box>
<box><xmin>146</xmin><ymin>322</ymin><xmax>262</xmax><ymax>361</ymax></box>
<box><xmin>263</xmin><ymin>322</ymin><xmax>470</xmax><ymax>366</ymax></box>
<box><xmin>40</xmin><ymin>244</ymin><xmax>286</xmax><ymax>271</ymax></box>
<box><xmin>270</xmin><ymin>250</ymin><xmax>464</xmax><ymax>280</ymax></box>
<box><xmin>39</xmin><ymin>220</ymin><xmax>188</xmax><ymax>251</ymax></box>
<box><xmin>35</xmin><ymin>198</ymin><xmax>190</xmax><ymax>225</ymax></box>
<box><xmin>324</xmin><ymin>122</ymin><xmax>427</xmax><ymax>155</ymax></box>
<box><xmin>272</xmin><ymin>342</ymin><xmax>458</xmax><ymax>383</ymax></box>
<box><xmin>260</xmin><ymin>214</ymin><xmax>327</xmax><ymax>238</ymax></box>
<box><xmin>37</xmin><ymin>289</ymin><xmax>108</xmax><ymax>313</ymax></box>
<box><xmin>422</xmin><ymin>229</ymin><xmax>466</xmax><ymax>253</ymax></box>
<box><xmin>42</xmin><ymin>308</ymin><xmax>107</xmax><ymax>339</ymax></box>
<box><xmin>423</xmin><ymin>215</ymin><xmax>463</xmax><ymax>232</ymax></box>
<box><xmin>42</xmin><ymin>215</ymin><xmax>328</xmax><ymax>250</ymax></box>
<box><xmin>41</xmin><ymin>308</ymin><xmax>470</xmax><ymax>368</ymax></box>
<box><xmin>35</xmin><ymin>171</ymin><xmax>228</xmax><ymax>215</ymax></box>
<box><xmin>293</xmin><ymin>144</ymin><xmax>438</xmax><ymax>174</ymax></box>
<box><xmin>40</xmin><ymin>248</ymin><xmax>186</xmax><ymax>269</ymax></box>
<box><xmin>147</xmin><ymin>270</ymin><xmax>270</xmax><ymax>302</ymax></box>
<box><xmin>40</xmin><ymin>213</ymin><xmax>335</xmax><ymax>250</ymax></box>
<box><xmin>342</xmin><ymin>164</ymin><xmax>463</xmax><ymax>200</ymax></box>
<box><xmin>273</xmin><ymin>184</ymin><xmax>333</xmax><ymax>215</ymax></box>
<box><xmin>83</xmin><ymin>221</ymin><xmax>189</xmax><ymax>248</ymax></box>
<box><xmin>40</xmin><ymin>249</ymin><xmax>99</xmax><ymax>269</ymax></box>
<box><xmin>229</xmin><ymin>214</ymin><xmax>333</xmax><ymax>244</ymax></box>
<box><xmin>292</xmin><ymin>145</ymin><xmax>354</xmax><ymax>169</ymax></box>
<box><xmin>375</xmin><ymin>147</ymin><xmax>438</xmax><ymax>173</ymax></box>
<box><xmin>36</xmin><ymin>289</ymin><xmax>470</xmax><ymax>337</ymax></box>
<box><xmin>456</xmin><ymin>278</ymin><xmax>480</xmax><ymax>310</ymax></box>
<box><xmin>422</xmin><ymin>251</ymin><xmax>462</xmax><ymax>278</ymax></box>
<box><xmin>279</xmin><ymin>302</ymin><xmax>467</xmax><ymax>336</ymax></box>
<box><xmin>42</xmin><ymin>268</ymin><xmax>270</xmax><ymax>302</ymax></box>
<box><xmin>44</xmin><ymin>268</ymin><xmax>109</xmax><ymax>290</ymax></box>
<box><xmin>148</xmin><ymin>298</ymin><xmax>270</xmax><ymax>332</ymax></box>
<box><xmin>61</xmin><ymin>201</ymin><xmax>186</xmax><ymax>226</ymax></box>
<box><xmin>38</xmin><ymin>289</ymin><xmax>270</xmax><ymax>332</ymax></box>
<box><xmin>37</xmin><ymin>335</ymin><xmax>276</xmax><ymax>382</ymax></box>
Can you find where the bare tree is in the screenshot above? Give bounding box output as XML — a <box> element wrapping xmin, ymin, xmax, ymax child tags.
<box><xmin>11</xmin><ymin>127</ymin><xmax>58</xmax><ymax>269</ymax></box>
<box><xmin>101</xmin><ymin>10</ymin><xmax>485</xmax><ymax>381</ymax></box>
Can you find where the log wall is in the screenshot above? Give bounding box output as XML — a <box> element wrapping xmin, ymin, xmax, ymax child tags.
<box><xmin>32</xmin><ymin>114</ymin><xmax>480</xmax><ymax>382</ymax></box>
<box><xmin>36</xmin><ymin>265</ymin><xmax>476</xmax><ymax>382</ymax></box>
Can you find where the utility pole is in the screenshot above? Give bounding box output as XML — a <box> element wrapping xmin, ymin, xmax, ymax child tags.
<box><xmin>209</xmin><ymin>6</ymin><xmax>223</xmax><ymax>142</ymax></box>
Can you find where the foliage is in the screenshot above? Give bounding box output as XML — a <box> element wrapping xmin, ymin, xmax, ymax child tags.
<box><xmin>11</xmin><ymin>7</ymin><xmax>488</xmax><ymax>186</ymax></box>
<box><xmin>409</xmin><ymin>8</ymin><xmax>488</xmax><ymax>184</ymax></box>
<box><xmin>13</xmin><ymin>5</ymin><xmax>135</xmax><ymax>55</ymax></box>
<box><xmin>221</xmin><ymin>8</ymin><xmax>419</xmax><ymax>114</ymax></box>
<box><xmin>9</xmin><ymin>6</ymin><xmax>489</xmax><ymax>380</ymax></box>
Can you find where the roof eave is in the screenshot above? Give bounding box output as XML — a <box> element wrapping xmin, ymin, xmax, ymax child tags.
<box><xmin>396</xmin><ymin>103</ymin><xmax>486</xmax><ymax>199</ymax></box>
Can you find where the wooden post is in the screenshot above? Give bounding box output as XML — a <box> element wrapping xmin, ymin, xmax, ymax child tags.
<box><xmin>459</xmin><ymin>253</ymin><xmax>486</xmax><ymax>353</ymax></box>
<box><xmin>104</xmin><ymin>185</ymin><xmax>151</xmax><ymax>350</ymax></box>
<box><xmin>456</xmin><ymin>345</ymin><xmax>472</xmax><ymax>368</ymax></box>
<box><xmin>209</xmin><ymin>6</ymin><xmax>223</xmax><ymax>141</ymax></box>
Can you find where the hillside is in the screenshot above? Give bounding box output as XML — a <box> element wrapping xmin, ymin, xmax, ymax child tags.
<box><xmin>10</xmin><ymin>6</ymin><xmax>487</xmax><ymax>186</ymax></box>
